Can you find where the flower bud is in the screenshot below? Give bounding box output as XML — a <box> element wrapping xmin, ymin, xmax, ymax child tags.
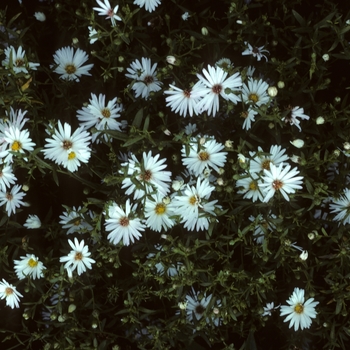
<box><xmin>225</xmin><ymin>140</ymin><xmax>233</xmax><ymax>149</ymax></box>
<box><xmin>68</xmin><ymin>304</ymin><xmax>76</xmax><ymax>313</ymax></box>
<box><xmin>267</xmin><ymin>86</ymin><xmax>278</xmax><ymax>97</ymax></box>
<box><xmin>290</xmin><ymin>139</ymin><xmax>304</xmax><ymax>148</ymax></box>
<box><xmin>322</xmin><ymin>53</ymin><xmax>330</xmax><ymax>61</ymax></box>
<box><xmin>201</xmin><ymin>27</ymin><xmax>209</xmax><ymax>36</ymax></box>
<box><xmin>166</xmin><ymin>55</ymin><xmax>176</xmax><ymax>65</ymax></box>
<box><xmin>316</xmin><ymin>116</ymin><xmax>325</xmax><ymax>125</ymax></box>
<box><xmin>34</xmin><ymin>12</ymin><xmax>46</xmax><ymax>22</ymax></box>
<box><xmin>299</xmin><ymin>250</ymin><xmax>308</xmax><ymax>261</ymax></box>
<box><xmin>277</xmin><ymin>81</ymin><xmax>285</xmax><ymax>89</ymax></box>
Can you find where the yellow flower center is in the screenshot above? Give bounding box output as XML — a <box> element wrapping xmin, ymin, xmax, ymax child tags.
<box><xmin>65</xmin><ymin>64</ymin><xmax>76</xmax><ymax>74</ymax></box>
<box><xmin>249</xmin><ymin>181</ymin><xmax>257</xmax><ymax>190</ymax></box>
<box><xmin>249</xmin><ymin>93</ymin><xmax>259</xmax><ymax>103</ymax></box>
<box><xmin>262</xmin><ymin>159</ymin><xmax>271</xmax><ymax>170</ymax></box>
<box><xmin>5</xmin><ymin>287</ymin><xmax>14</xmax><ymax>296</ymax></box>
<box><xmin>68</xmin><ymin>152</ymin><xmax>76</xmax><ymax>160</ymax></box>
<box><xmin>74</xmin><ymin>219</ymin><xmax>81</xmax><ymax>226</ymax></box>
<box><xmin>28</xmin><ymin>258</ymin><xmax>38</xmax><ymax>268</ymax></box>
<box><xmin>189</xmin><ymin>195</ymin><xmax>198</xmax><ymax>205</ymax></box>
<box><xmin>294</xmin><ymin>303</ymin><xmax>304</xmax><ymax>314</ymax></box>
<box><xmin>155</xmin><ymin>203</ymin><xmax>166</xmax><ymax>215</ymax></box>
<box><xmin>11</xmin><ymin>141</ymin><xmax>22</xmax><ymax>151</ymax></box>
<box><xmin>74</xmin><ymin>252</ymin><xmax>83</xmax><ymax>261</ymax></box>
<box><xmin>198</xmin><ymin>151</ymin><xmax>210</xmax><ymax>161</ymax></box>
<box><xmin>101</xmin><ymin>108</ymin><xmax>111</xmax><ymax>118</ymax></box>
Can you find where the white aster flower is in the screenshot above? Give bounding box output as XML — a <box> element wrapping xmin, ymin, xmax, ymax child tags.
<box><xmin>215</xmin><ymin>58</ymin><xmax>233</xmax><ymax>71</ymax></box>
<box><xmin>0</xmin><ymin>164</ymin><xmax>17</xmax><ymax>192</ymax></box>
<box><xmin>196</xmin><ymin>64</ymin><xmax>242</xmax><ymax>116</ymax></box>
<box><xmin>133</xmin><ymin>0</ymin><xmax>161</xmax><ymax>12</ymax></box>
<box><xmin>241</xmin><ymin>78</ymin><xmax>270</xmax><ymax>106</ymax></box>
<box><xmin>125</xmin><ymin>57</ymin><xmax>162</xmax><ymax>99</ymax></box>
<box><xmin>3</xmin><ymin>107</ymin><xmax>29</xmax><ymax>131</ymax></box>
<box><xmin>249</xmin><ymin>145</ymin><xmax>289</xmax><ymax>173</ymax></box>
<box><xmin>52</xmin><ymin>46</ymin><xmax>94</xmax><ymax>82</ymax></box>
<box><xmin>0</xmin><ymin>279</ymin><xmax>23</xmax><ymax>309</ymax></box>
<box><xmin>173</xmin><ymin>177</ymin><xmax>218</xmax><ymax>231</ymax></box>
<box><xmin>236</xmin><ymin>173</ymin><xmax>264</xmax><ymax>202</ymax></box>
<box><xmin>2</xmin><ymin>45</ymin><xmax>39</xmax><ymax>74</ymax></box>
<box><xmin>76</xmin><ymin>93</ymin><xmax>126</xmax><ymax>143</ymax></box>
<box><xmin>283</xmin><ymin>106</ymin><xmax>310</xmax><ymax>131</ymax></box>
<box><xmin>164</xmin><ymin>84</ymin><xmax>203</xmax><ymax>117</ymax></box>
<box><xmin>329</xmin><ymin>188</ymin><xmax>350</xmax><ymax>225</ymax></box>
<box><xmin>88</xmin><ymin>26</ymin><xmax>98</xmax><ymax>44</ymax></box>
<box><xmin>144</xmin><ymin>193</ymin><xmax>176</xmax><ymax>232</ymax></box>
<box><xmin>93</xmin><ymin>0</ymin><xmax>122</xmax><ymax>26</ymax></box>
<box><xmin>42</xmin><ymin>121</ymin><xmax>92</xmax><ymax>172</ymax></box>
<box><xmin>241</xmin><ymin>108</ymin><xmax>258</xmax><ymax>130</ymax></box>
<box><xmin>181</xmin><ymin>137</ymin><xmax>227</xmax><ymax>176</ymax></box>
<box><xmin>249</xmin><ymin>213</ymin><xmax>276</xmax><ymax>244</ymax></box>
<box><xmin>121</xmin><ymin>151</ymin><xmax>172</xmax><ymax>200</ymax></box>
<box><xmin>242</xmin><ymin>42</ymin><xmax>269</xmax><ymax>61</ymax></box>
<box><xmin>104</xmin><ymin>199</ymin><xmax>146</xmax><ymax>246</ymax></box>
<box><xmin>259</xmin><ymin>163</ymin><xmax>303</xmax><ymax>202</ymax></box>
<box><xmin>59</xmin><ymin>206</ymin><xmax>93</xmax><ymax>234</ymax></box>
<box><xmin>59</xmin><ymin>238</ymin><xmax>95</xmax><ymax>278</ymax></box>
<box><xmin>23</xmin><ymin>214</ymin><xmax>41</xmax><ymax>229</ymax></box>
<box><xmin>262</xmin><ymin>302</ymin><xmax>280</xmax><ymax>316</ymax></box>
<box><xmin>34</xmin><ymin>11</ymin><xmax>46</xmax><ymax>21</ymax></box>
<box><xmin>14</xmin><ymin>254</ymin><xmax>46</xmax><ymax>280</ymax></box>
<box><xmin>184</xmin><ymin>123</ymin><xmax>197</xmax><ymax>135</ymax></box>
<box><xmin>280</xmin><ymin>287</ymin><xmax>319</xmax><ymax>331</ymax></box>
<box><xmin>0</xmin><ymin>184</ymin><xmax>26</xmax><ymax>216</ymax></box>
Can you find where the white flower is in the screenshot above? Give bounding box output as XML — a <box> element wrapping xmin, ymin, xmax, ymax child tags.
<box><xmin>59</xmin><ymin>238</ymin><xmax>95</xmax><ymax>278</ymax></box>
<box><xmin>173</xmin><ymin>177</ymin><xmax>218</xmax><ymax>231</ymax></box>
<box><xmin>133</xmin><ymin>0</ymin><xmax>161</xmax><ymax>12</ymax></box>
<box><xmin>290</xmin><ymin>139</ymin><xmax>304</xmax><ymax>148</ymax></box>
<box><xmin>2</xmin><ymin>46</ymin><xmax>39</xmax><ymax>74</ymax></box>
<box><xmin>249</xmin><ymin>213</ymin><xmax>276</xmax><ymax>244</ymax></box>
<box><xmin>0</xmin><ymin>164</ymin><xmax>17</xmax><ymax>192</ymax></box>
<box><xmin>299</xmin><ymin>250</ymin><xmax>308</xmax><ymax>261</ymax></box>
<box><xmin>14</xmin><ymin>254</ymin><xmax>46</xmax><ymax>280</ymax></box>
<box><xmin>164</xmin><ymin>83</ymin><xmax>203</xmax><ymax>117</ymax></box>
<box><xmin>42</xmin><ymin>121</ymin><xmax>92</xmax><ymax>172</ymax></box>
<box><xmin>241</xmin><ymin>108</ymin><xmax>258</xmax><ymax>131</ymax></box>
<box><xmin>34</xmin><ymin>12</ymin><xmax>46</xmax><ymax>21</ymax></box>
<box><xmin>280</xmin><ymin>287</ymin><xmax>319</xmax><ymax>331</ymax></box>
<box><xmin>329</xmin><ymin>188</ymin><xmax>350</xmax><ymax>225</ymax></box>
<box><xmin>0</xmin><ymin>279</ymin><xmax>23</xmax><ymax>309</ymax></box>
<box><xmin>242</xmin><ymin>42</ymin><xmax>269</xmax><ymax>61</ymax></box>
<box><xmin>249</xmin><ymin>145</ymin><xmax>289</xmax><ymax>173</ymax></box>
<box><xmin>196</xmin><ymin>65</ymin><xmax>242</xmax><ymax>116</ymax></box>
<box><xmin>59</xmin><ymin>206</ymin><xmax>93</xmax><ymax>234</ymax></box>
<box><xmin>181</xmin><ymin>137</ymin><xmax>227</xmax><ymax>176</ymax></box>
<box><xmin>262</xmin><ymin>302</ymin><xmax>279</xmax><ymax>317</ymax></box>
<box><xmin>52</xmin><ymin>46</ymin><xmax>94</xmax><ymax>82</ymax></box>
<box><xmin>23</xmin><ymin>214</ymin><xmax>41</xmax><ymax>229</ymax></box>
<box><xmin>76</xmin><ymin>93</ymin><xmax>126</xmax><ymax>143</ymax></box>
<box><xmin>3</xmin><ymin>126</ymin><xmax>36</xmax><ymax>163</ymax></box>
<box><xmin>0</xmin><ymin>184</ymin><xmax>26</xmax><ymax>216</ymax></box>
<box><xmin>125</xmin><ymin>57</ymin><xmax>162</xmax><ymax>99</ymax></box>
<box><xmin>88</xmin><ymin>26</ymin><xmax>98</xmax><ymax>44</ymax></box>
<box><xmin>241</xmin><ymin>78</ymin><xmax>269</xmax><ymax>106</ymax></box>
<box><xmin>120</xmin><ymin>151</ymin><xmax>172</xmax><ymax>200</ymax></box>
<box><xmin>144</xmin><ymin>193</ymin><xmax>176</xmax><ymax>232</ymax></box>
<box><xmin>236</xmin><ymin>173</ymin><xmax>264</xmax><ymax>202</ymax></box>
<box><xmin>104</xmin><ymin>199</ymin><xmax>146</xmax><ymax>246</ymax></box>
<box><xmin>93</xmin><ymin>0</ymin><xmax>122</xmax><ymax>26</ymax></box>
<box><xmin>166</xmin><ymin>55</ymin><xmax>176</xmax><ymax>65</ymax></box>
<box><xmin>283</xmin><ymin>106</ymin><xmax>310</xmax><ymax>131</ymax></box>
<box><xmin>184</xmin><ymin>123</ymin><xmax>197</xmax><ymax>135</ymax></box>
<box><xmin>259</xmin><ymin>163</ymin><xmax>304</xmax><ymax>202</ymax></box>
<box><xmin>182</xmin><ymin>12</ymin><xmax>190</xmax><ymax>21</ymax></box>
<box><xmin>215</xmin><ymin>58</ymin><xmax>233</xmax><ymax>70</ymax></box>
<box><xmin>322</xmin><ymin>53</ymin><xmax>329</xmax><ymax>61</ymax></box>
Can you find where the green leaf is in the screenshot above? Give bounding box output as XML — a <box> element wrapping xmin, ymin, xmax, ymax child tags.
<box><xmin>143</xmin><ymin>114</ymin><xmax>150</xmax><ymax>131</ymax></box>
<box><xmin>132</xmin><ymin>108</ymin><xmax>143</xmax><ymax>128</ymax></box>
<box><xmin>292</xmin><ymin>10</ymin><xmax>305</xmax><ymax>26</ymax></box>
<box><xmin>122</xmin><ymin>134</ymin><xmax>145</xmax><ymax>147</ymax></box>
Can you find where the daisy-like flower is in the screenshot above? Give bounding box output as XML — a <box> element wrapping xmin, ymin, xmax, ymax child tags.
<box><xmin>3</xmin><ymin>126</ymin><xmax>36</xmax><ymax>163</ymax></box>
<box><xmin>184</xmin><ymin>123</ymin><xmax>197</xmax><ymax>135</ymax></box>
<box><xmin>4</xmin><ymin>107</ymin><xmax>29</xmax><ymax>131</ymax></box>
<box><xmin>259</xmin><ymin>163</ymin><xmax>303</xmax><ymax>202</ymax></box>
<box><xmin>185</xmin><ymin>288</ymin><xmax>213</xmax><ymax>322</ymax></box>
<box><xmin>242</xmin><ymin>42</ymin><xmax>269</xmax><ymax>61</ymax></box>
<box><xmin>181</xmin><ymin>137</ymin><xmax>227</xmax><ymax>176</ymax></box>
<box><xmin>14</xmin><ymin>254</ymin><xmax>46</xmax><ymax>280</ymax></box>
<box><xmin>144</xmin><ymin>193</ymin><xmax>176</xmax><ymax>232</ymax></box>
<box><xmin>196</xmin><ymin>64</ymin><xmax>242</xmax><ymax>116</ymax></box>
<box><xmin>249</xmin><ymin>145</ymin><xmax>289</xmax><ymax>174</ymax></box>
<box><xmin>23</xmin><ymin>214</ymin><xmax>41</xmax><ymax>229</ymax></box>
<box><xmin>164</xmin><ymin>83</ymin><xmax>203</xmax><ymax>117</ymax></box>
<box><xmin>76</xmin><ymin>93</ymin><xmax>126</xmax><ymax>143</ymax></box>
<box><xmin>59</xmin><ymin>206</ymin><xmax>93</xmax><ymax>234</ymax></box>
<box><xmin>42</xmin><ymin>121</ymin><xmax>92</xmax><ymax>172</ymax></box>
<box><xmin>241</xmin><ymin>78</ymin><xmax>270</xmax><ymax>106</ymax></box>
<box><xmin>329</xmin><ymin>188</ymin><xmax>350</xmax><ymax>225</ymax></box>
<box><xmin>125</xmin><ymin>57</ymin><xmax>162</xmax><ymax>99</ymax></box>
<box><xmin>262</xmin><ymin>302</ymin><xmax>280</xmax><ymax>317</ymax></box>
<box><xmin>282</xmin><ymin>106</ymin><xmax>310</xmax><ymax>131</ymax></box>
<box><xmin>1</xmin><ymin>45</ymin><xmax>39</xmax><ymax>74</ymax></box>
<box><xmin>59</xmin><ymin>238</ymin><xmax>95</xmax><ymax>278</ymax></box>
<box><xmin>133</xmin><ymin>0</ymin><xmax>161</xmax><ymax>13</ymax></box>
<box><xmin>241</xmin><ymin>108</ymin><xmax>258</xmax><ymax>130</ymax></box>
<box><xmin>104</xmin><ymin>199</ymin><xmax>146</xmax><ymax>246</ymax></box>
<box><xmin>121</xmin><ymin>151</ymin><xmax>172</xmax><ymax>200</ymax></box>
<box><xmin>173</xmin><ymin>177</ymin><xmax>218</xmax><ymax>231</ymax></box>
<box><xmin>0</xmin><ymin>279</ymin><xmax>23</xmax><ymax>309</ymax></box>
<box><xmin>280</xmin><ymin>287</ymin><xmax>319</xmax><ymax>331</ymax></box>
<box><xmin>215</xmin><ymin>58</ymin><xmax>233</xmax><ymax>71</ymax></box>
<box><xmin>0</xmin><ymin>184</ymin><xmax>26</xmax><ymax>216</ymax></box>
<box><xmin>236</xmin><ymin>172</ymin><xmax>264</xmax><ymax>202</ymax></box>
<box><xmin>0</xmin><ymin>164</ymin><xmax>17</xmax><ymax>192</ymax></box>
<box><xmin>93</xmin><ymin>0</ymin><xmax>122</xmax><ymax>26</ymax></box>
<box><xmin>52</xmin><ymin>46</ymin><xmax>94</xmax><ymax>82</ymax></box>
